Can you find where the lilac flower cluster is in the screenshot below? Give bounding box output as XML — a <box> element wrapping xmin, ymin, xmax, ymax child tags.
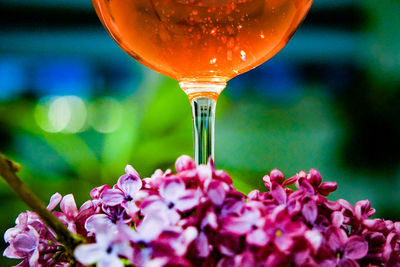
<box><xmin>4</xmin><ymin>156</ymin><xmax>400</xmax><ymax>266</ymax></box>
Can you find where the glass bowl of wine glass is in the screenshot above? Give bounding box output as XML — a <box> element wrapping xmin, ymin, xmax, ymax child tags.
<box><xmin>92</xmin><ymin>0</ymin><xmax>313</xmax><ymax>165</ymax></box>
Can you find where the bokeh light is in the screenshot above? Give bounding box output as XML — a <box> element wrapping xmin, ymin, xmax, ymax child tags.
<box><xmin>88</xmin><ymin>97</ymin><xmax>123</xmax><ymax>133</ymax></box>
<box><xmin>34</xmin><ymin>96</ymin><xmax>87</xmax><ymax>133</ymax></box>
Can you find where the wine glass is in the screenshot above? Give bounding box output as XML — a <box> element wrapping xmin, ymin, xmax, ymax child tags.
<box><xmin>91</xmin><ymin>0</ymin><xmax>312</xmax><ymax>165</ymax></box>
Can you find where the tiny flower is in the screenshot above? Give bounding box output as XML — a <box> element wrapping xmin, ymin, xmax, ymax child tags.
<box><xmin>222</xmin><ymin>205</ymin><xmax>268</xmax><ymax>246</ymax></box>
<box><xmin>74</xmin><ymin>221</ymin><xmax>133</xmax><ymax>267</ymax></box>
<box><xmin>265</xmin><ymin>206</ymin><xmax>307</xmax><ymax>252</ymax></box>
<box><xmin>324</xmin><ymin>226</ymin><xmax>369</xmax><ymax>266</ymax></box>
<box><xmin>53</xmin><ymin>194</ymin><xmax>79</xmax><ymax>233</ymax></box>
<box><xmin>142</xmin><ymin>178</ymin><xmax>199</xmax><ymax>224</ymax></box>
<box><xmin>101</xmin><ymin>165</ymin><xmax>143</xmax><ymax>218</ymax></box>
<box><xmin>4</xmin><ymin>214</ymin><xmax>40</xmax><ymax>267</ymax></box>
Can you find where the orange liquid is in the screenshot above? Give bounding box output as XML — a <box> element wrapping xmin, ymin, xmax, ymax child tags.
<box><xmin>92</xmin><ymin>0</ymin><xmax>312</xmax><ymax>83</ymax></box>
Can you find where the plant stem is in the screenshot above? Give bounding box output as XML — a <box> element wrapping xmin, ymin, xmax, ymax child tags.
<box><xmin>0</xmin><ymin>154</ymin><xmax>84</xmax><ymax>252</ymax></box>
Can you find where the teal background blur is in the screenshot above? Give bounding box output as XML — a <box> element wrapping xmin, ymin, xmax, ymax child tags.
<box><xmin>1</xmin><ymin>0</ymin><xmax>400</xmax><ymax>265</ymax></box>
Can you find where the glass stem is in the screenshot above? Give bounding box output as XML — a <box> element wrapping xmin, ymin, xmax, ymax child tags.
<box><xmin>191</xmin><ymin>97</ymin><xmax>216</xmax><ymax>165</ymax></box>
<box><xmin>180</xmin><ymin>80</ymin><xmax>226</xmax><ymax>165</ymax></box>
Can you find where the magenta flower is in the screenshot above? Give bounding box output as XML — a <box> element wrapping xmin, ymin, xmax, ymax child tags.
<box><xmin>49</xmin><ymin>193</ymin><xmax>79</xmax><ymax>233</ymax></box>
<box><xmin>3</xmin><ymin>213</ymin><xmax>40</xmax><ymax>267</ymax></box>
<box><xmin>100</xmin><ymin>165</ymin><xmax>143</xmax><ymax>218</ymax></box>
<box><xmin>222</xmin><ymin>205</ymin><xmax>268</xmax><ymax>246</ymax></box>
<box><xmin>265</xmin><ymin>206</ymin><xmax>307</xmax><ymax>252</ymax></box>
<box><xmin>142</xmin><ymin>178</ymin><xmax>199</xmax><ymax>224</ymax></box>
<box><xmin>3</xmin><ymin>156</ymin><xmax>400</xmax><ymax>267</ymax></box>
<box><xmin>322</xmin><ymin>226</ymin><xmax>369</xmax><ymax>266</ymax></box>
<box><xmin>74</xmin><ymin>216</ymin><xmax>133</xmax><ymax>267</ymax></box>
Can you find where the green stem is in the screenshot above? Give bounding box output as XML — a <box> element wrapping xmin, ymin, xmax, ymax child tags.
<box><xmin>0</xmin><ymin>154</ymin><xmax>85</xmax><ymax>254</ymax></box>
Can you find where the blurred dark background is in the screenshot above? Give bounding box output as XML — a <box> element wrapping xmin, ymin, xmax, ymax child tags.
<box><xmin>1</xmin><ymin>0</ymin><xmax>400</xmax><ymax>265</ymax></box>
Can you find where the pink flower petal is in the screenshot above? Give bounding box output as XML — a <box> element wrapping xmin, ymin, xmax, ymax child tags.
<box><xmin>394</xmin><ymin>222</ymin><xmax>400</xmax><ymax>233</ymax></box>
<box><xmin>274</xmin><ymin>235</ymin><xmax>294</xmax><ymax>252</ymax></box>
<box><xmin>85</xmin><ymin>214</ymin><xmax>116</xmax><ymax>234</ymax></box>
<box><xmin>323</xmin><ymin>200</ymin><xmax>342</xmax><ymax>211</ymax></box>
<box><xmin>207</xmin><ymin>180</ymin><xmax>227</xmax><ymax>206</ymax></box>
<box><xmin>302</xmin><ymin>197</ymin><xmax>317</xmax><ymax>224</ymax></box>
<box><xmin>383</xmin><ymin>232</ymin><xmax>397</xmax><ymax>261</ymax></box>
<box><xmin>222</xmin><ymin>216</ymin><xmax>252</xmax><ymax>235</ymax></box>
<box><xmin>125</xmin><ymin>165</ymin><xmax>140</xmax><ymax>178</ymax></box>
<box><xmin>74</xmin><ymin>243</ymin><xmax>107</xmax><ymax>265</ymax></box>
<box><xmin>282</xmin><ymin>175</ymin><xmax>298</xmax><ymax>187</ymax></box>
<box><xmin>175</xmin><ymin>192</ymin><xmax>199</xmax><ymax>212</ymax></box>
<box><xmin>175</xmin><ymin>155</ymin><xmax>196</xmax><ymax>172</ymax></box>
<box><xmin>297</xmin><ymin>177</ymin><xmax>315</xmax><ymax>196</ymax></box>
<box><xmin>287</xmin><ymin>198</ymin><xmax>302</xmax><ymax>215</ymax></box>
<box><xmin>117</xmin><ymin>174</ymin><xmax>142</xmax><ymax>197</ymax></box>
<box><xmin>60</xmin><ymin>194</ymin><xmax>78</xmax><ymax>219</ymax></box>
<box><xmin>293</xmin><ymin>246</ymin><xmax>310</xmax><ymax>266</ymax></box>
<box><xmin>327</xmin><ymin>227</ymin><xmax>347</xmax><ymax>251</ymax></box>
<box><xmin>100</xmin><ymin>189</ymin><xmax>125</xmax><ymax>206</ymax></box>
<box><xmin>247</xmin><ymin>229</ymin><xmax>269</xmax><ymax>246</ymax></box>
<box><xmin>214</xmin><ymin>170</ymin><xmax>232</xmax><ymax>184</ymax></box>
<box><xmin>320</xmin><ymin>259</ymin><xmax>338</xmax><ymax>267</ymax></box>
<box><xmin>363</xmin><ymin>219</ymin><xmax>385</xmax><ymax>230</ymax></box>
<box><xmin>173</xmin><ymin>227</ymin><xmax>198</xmax><ymax>256</ymax></box>
<box><xmin>338</xmin><ymin>199</ymin><xmax>353</xmax><ymax>213</ymax></box>
<box><xmin>98</xmin><ymin>255</ymin><xmax>124</xmax><ymax>267</ymax></box>
<box><xmin>271</xmin><ymin>182</ymin><xmax>287</xmax><ymax>205</ymax></box>
<box><xmin>201</xmin><ymin>211</ymin><xmax>218</xmax><ymax>230</ymax></box>
<box><xmin>217</xmin><ymin>234</ymin><xmax>239</xmax><ymax>256</ymax></box>
<box><xmin>305</xmin><ymin>230</ymin><xmax>322</xmax><ymax>252</ymax></box>
<box><xmin>338</xmin><ymin>258</ymin><xmax>359</xmax><ymax>267</ymax></box>
<box><xmin>319</xmin><ymin>182</ymin><xmax>338</xmax><ymax>196</ymax></box>
<box><xmin>134</xmin><ymin>215</ymin><xmax>168</xmax><ymax>242</ymax></box>
<box><xmin>248</xmin><ymin>190</ymin><xmax>261</xmax><ymax>200</ymax></box>
<box><xmin>13</xmin><ymin>233</ymin><xmax>38</xmax><ymax>253</ymax></box>
<box><xmin>343</xmin><ymin>236</ymin><xmax>368</xmax><ymax>260</ymax></box>
<box><xmin>160</xmin><ymin>178</ymin><xmax>186</xmax><ymax>201</ymax></box>
<box><xmin>4</xmin><ymin>227</ymin><xmax>22</xmax><ymax>243</ymax></box>
<box><xmin>234</xmin><ymin>252</ymin><xmax>255</xmax><ymax>266</ymax></box>
<box><xmin>354</xmin><ymin>200</ymin><xmax>371</xmax><ymax>221</ymax></box>
<box><xmin>265</xmin><ymin>252</ymin><xmax>288</xmax><ymax>266</ymax></box>
<box><xmin>121</xmin><ymin>201</ymin><xmax>139</xmax><ymax>218</ymax></box>
<box><xmin>197</xmin><ymin>165</ymin><xmax>212</xmax><ymax>183</ymax></box>
<box><xmin>28</xmin><ymin>248</ymin><xmax>39</xmax><ymax>267</ymax></box>
<box><xmin>223</xmin><ymin>208</ymin><xmax>260</xmax><ymax>235</ymax></box>
<box><xmin>194</xmin><ymin>232</ymin><xmax>211</xmax><ymax>258</ymax></box>
<box><xmin>47</xmin><ymin>193</ymin><xmax>62</xmax><ymax>211</ymax></box>
<box><xmin>263</xmin><ymin>175</ymin><xmax>272</xmax><ymax>189</ymax></box>
<box><xmin>331</xmin><ymin>211</ymin><xmax>344</xmax><ymax>228</ymax></box>
<box><xmin>308</xmin><ymin>169</ymin><xmax>322</xmax><ymax>186</ymax></box>
<box><xmin>3</xmin><ymin>245</ymin><xmax>21</xmax><ymax>259</ymax></box>
<box><xmin>90</xmin><ymin>185</ymin><xmax>111</xmax><ymax>200</ymax></box>
<box><xmin>270</xmin><ymin>169</ymin><xmax>285</xmax><ymax>184</ymax></box>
